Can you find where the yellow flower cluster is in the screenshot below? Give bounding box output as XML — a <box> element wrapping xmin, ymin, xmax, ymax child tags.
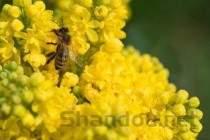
<box><xmin>0</xmin><ymin>0</ymin><xmax>59</xmax><ymax>71</ymax></box>
<box><xmin>52</xmin><ymin>0</ymin><xmax>130</xmax><ymax>55</ymax></box>
<box><xmin>0</xmin><ymin>62</ymin><xmax>77</xmax><ymax>139</ymax></box>
<box><xmin>0</xmin><ymin>0</ymin><xmax>202</xmax><ymax>140</ymax></box>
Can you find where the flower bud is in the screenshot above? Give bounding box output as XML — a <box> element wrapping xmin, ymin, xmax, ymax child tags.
<box><xmin>25</xmin><ymin>5</ymin><xmax>38</xmax><ymax>17</ymax></box>
<box><xmin>178</xmin><ymin>120</ymin><xmax>190</xmax><ymax>132</ymax></box>
<box><xmin>159</xmin><ymin>92</ymin><xmax>170</xmax><ymax>105</ymax></box>
<box><xmin>1</xmin><ymin>103</ymin><xmax>11</xmax><ymax>115</ymax></box>
<box><xmin>16</xmin><ymin>66</ymin><xmax>24</xmax><ymax>75</ymax></box>
<box><xmin>17</xmin><ymin>75</ymin><xmax>29</xmax><ymax>86</ymax></box>
<box><xmin>5</xmin><ymin>61</ymin><xmax>17</xmax><ymax>71</ymax></box>
<box><xmin>13</xmin><ymin>0</ymin><xmax>32</xmax><ymax>7</ymax></box>
<box><xmin>172</xmin><ymin>104</ymin><xmax>186</xmax><ymax>116</ymax></box>
<box><xmin>11</xmin><ymin>19</ymin><xmax>24</xmax><ymax>32</ymax></box>
<box><xmin>8</xmin><ymin>83</ymin><xmax>18</xmax><ymax>92</ymax></box>
<box><xmin>12</xmin><ymin>94</ymin><xmax>22</xmax><ymax>104</ymax></box>
<box><xmin>95</xmin><ymin>5</ymin><xmax>108</xmax><ymax>17</ymax></box>
<box><xmin>175</xmin><ymin>90</ymin><xmax>189</xmax><ymax>104</ymax></box>
<box><xmin>0</xmin><ymin>72</ymin><xmax>8</xmax><ymax>79</ymax></box>
<box><xmin>21</xmin><ymin>112</ymin><xmax>35</xmax><ymax>128</ymax></box>
<box><xmin>8</xmin><ymin>72</ymin><xmax>18</xmax><ymax>81</ymax></box>
<box><xmin>78</xmin><ymin>97</ymin><xmax>85</xmax><ymax>104</ymax></box>
<box><xmin>2</xmin><ymin>79</ymin><xmax>9</xmax><ymax>86</ymax></box>
<box><xmin>189</xmin><ymin>119</ymin><xmax>202</xmax><ymax>133</ymax></box>
<box><xmin>195</xmin><ymin>109</ymin><xmax>203</xmax><ymax>120</ymax></box>
<box><xmin>8</xmin><ymin>6</ymin><xmax>21</xmax><ymax>18</ymax></box>
<box><xmin>191</xmin><ymin>122</ymin><xmax>203</xmax><ymax>133</ymax></box>
<box><xmin>60</xmin><ymin>72</ymin><xmax>79</xmax><ymax>88</ymax></box>
<box><xmin>73</xmin><ymin>86</ymin><xmax>81</xmax><ymax>96</ymax></box>
<box><xmin>34</xmin><ymin>1</ymin><xmax>46</xmax><ymax>12</ymax></box>
<box><xmin>30</xmin><ymin>72</ymin><xmax>45</xmax><ymax>87</ymax></box>
<box><xmin>13</xmin><ymin>104</ymin><xmax>26</xmax><ymax>117</ymax></box>
<box><xmin>2</xmin><ymin>4</ymin><xmax>11</xmax><ymax>14</ymax></box>
<box><xmin>32</xmin><ymin>103</ymin><xmax>39</xmax><ymax>113</ymax></box>
<box><xmin>102</xmin><ymin>38</ymin><xmax>123</xmax><ymax>53</ymax></box>
<box><xmin>188</xmin><ymin>97</ymin><xmax>200</xmax><ymax>108</ymax></box>
<box><xmin>23</xmin><ymin>90</ymin><xmax>34</xmax><ymax>103</ymax></box>
<box><xmin>84</xmin><ymin>84</ymin><xmax>99</xmax><ymax>101</ymax></box>
<box><xmin>189</xmin><ymin>118</ymin><xmax>199</xmax><ymax>127</ymax></box>
<box><xmin>187</xmin><ymin>108</ymin><xmax>203</xmax><ymax>120</ymax></box>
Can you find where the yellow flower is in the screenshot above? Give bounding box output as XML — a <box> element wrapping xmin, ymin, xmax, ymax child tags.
<box><xmin>2</xmin><ymin>4</ymin><xmax>21</xmax><ymax>18</ymax></box>
<box><xmin>99</xmin><ymin>12</ymin><xmax>126</xmax><ymax>41</ymax></box>
<box><xmin>0</xmin><ymin>37</ymin><xmax>20</xmax><ymax>64</ymax></box>
<box><xmin>36</xmin><ymin>85</ymin><xmax>77</xmax><ymax>133</ymax></box>
<box><xmin>24</xmin><ymin>37</ymin><xmax>41</xmax><ymax>53</ymax></box>
<box><xmin>21</xmin><ymin>111</ymin><xmax>36</xmax><ymax>128</ymax></box>
<box><xmin>53</xmin><ymin>0</ymin><xmax>130</xmax><ymax>57</ymax></box>
<box><xmin>60</xmin><ymin>72</ymin><xmax>79</xmax><ymax>88</ymax></box>
<box><xmin>101</xmin><ymin>38</ymin><xmax>124</xmax><ymax>53</ymax></box>
<box><xmin>94</xmin><ymin>5</ymin><xmax>109</xmax><ymax>18</ymax></box>
<box><xmin>0</xmin><ymin>5</ymin><xmax>24</xmax><ymax>39</ymax></box>
<box><xmin>11</xmin><ymin>19</ymin><xmax>24</xmax><ymax>32</ymax></box>
<box><xmin>70</xmin><ymin>5</ymin><xmax>100</xmax><ymax>42</ymax></box>
<box><xmin>71</xmin><ymin>36</ymin><xmax>90</xmax><ymax>55</ymax></box>
<box><xmin>23</xmin><ymin>53</ymin><xmax>46</xmax><ymax>70</ymax></box>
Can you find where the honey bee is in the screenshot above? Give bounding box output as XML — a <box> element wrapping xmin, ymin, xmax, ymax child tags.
<box><xmin>46</xmin><ymin>27</ymin><xmax>81</xmax><ymax>70</ymax></box>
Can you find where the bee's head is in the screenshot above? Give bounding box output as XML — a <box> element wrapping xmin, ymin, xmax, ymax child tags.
<box><xmin>59</xmin><ymin>27</ymin><xmax>69</xmax><ymax>33</ymax></box>
<box><xmin>51</xmin><ymin>27</ymin><xmax>70</xmax><ymax>44</ymax></box>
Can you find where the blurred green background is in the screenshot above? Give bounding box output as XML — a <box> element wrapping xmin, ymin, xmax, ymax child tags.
<box><xmin>124</xmin><ymin>0</ymin><xmax>210</xmax><ymax>139</ymax></box>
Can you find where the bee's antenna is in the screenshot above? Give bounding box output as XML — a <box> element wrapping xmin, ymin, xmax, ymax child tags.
<box><xmin>60</xmin><ymin>18</ymin><xmax>64</xmax><ymax>27</ymax></box>
<box><xmin>52</xmin><ymin>19</ymin><xmax>61</xmax><ymax>27</ymax></box>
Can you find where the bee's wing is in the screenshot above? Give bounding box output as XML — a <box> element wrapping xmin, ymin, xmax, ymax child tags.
<box><xmin>68</xmin><ymin>44</ymin><xmax>82</xmax><ymax>66</ymax></box>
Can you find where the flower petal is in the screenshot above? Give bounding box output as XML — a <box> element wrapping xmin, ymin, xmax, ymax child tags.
<box><xmin>88</xmin><ymin>20</ymin><xmax>100</xmax><ymax>28</ymax></box>
<box><xmin>86</xmin><ymin>29</ymin><xmax>98</xmax><ymax>42</ymax></box>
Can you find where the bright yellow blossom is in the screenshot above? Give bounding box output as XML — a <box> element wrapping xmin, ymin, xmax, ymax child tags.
<box><xmin>23</xmin><ymin>53</ymin><xmax>46</xmax><ymax>70</ymax></box>
<box><xmin>70</xmin><ymin>5</ymin><xmax>100</xmax><ymax>42</ymax></box>
<box><xmin>0</xmin><ymin>37</ymin><xmax>20</xmax><ymax>64</ymax></box>
<box><xmin>60</xmin><ymin>72</ymin><xmax>79</xmax><ymax>88</ymax></box>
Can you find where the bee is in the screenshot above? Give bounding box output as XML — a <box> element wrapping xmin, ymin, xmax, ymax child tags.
<box><xmin>46</xmin><ymin>27</ymin><xmax>81</xmax><ymax>70</ymax></box>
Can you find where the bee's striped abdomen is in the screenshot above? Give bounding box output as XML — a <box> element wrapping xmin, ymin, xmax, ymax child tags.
<box><xmin>55</xmin><ymin>45</ymin><xmax>69</xmax><ymax>70</ymax></box>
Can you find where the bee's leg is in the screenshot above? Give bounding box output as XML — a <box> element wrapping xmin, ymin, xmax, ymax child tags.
<box><xmin>46</xmin><ymin>42</ymin><xmax>58</xmax><ymax>45</ymax></box>
<box><xmin>47</xmin><ymin>52</ymin><xmax>56</xmax><ymax>57</ymax></box>
<box><xmin>46</xmin><ymin>52</ymin><xmax>56</xmax><ymax>64</ymax></box>
<box><xmin>50</xmin><ymin>29</ymin><xmax>59</xmax><ymax>36</ymax></box>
